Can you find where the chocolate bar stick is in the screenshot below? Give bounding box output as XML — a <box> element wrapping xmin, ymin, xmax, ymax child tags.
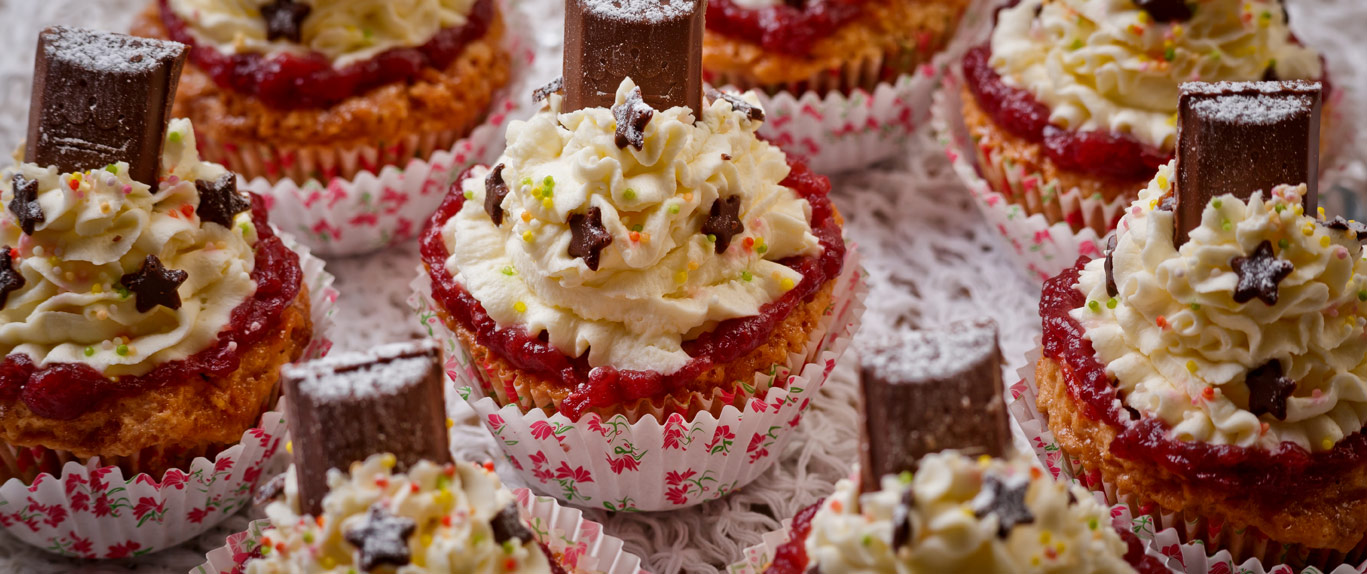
<box><xmin>562</xmin><ymin>0</ymin><xmax>705</xmax><ymax>116</ymax></box>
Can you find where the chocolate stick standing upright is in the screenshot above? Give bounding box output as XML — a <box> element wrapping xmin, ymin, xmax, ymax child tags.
<box><xmin>562</xmin><ymin>0</ymin><xmax>705</xmax><ymax>116</ymax></box>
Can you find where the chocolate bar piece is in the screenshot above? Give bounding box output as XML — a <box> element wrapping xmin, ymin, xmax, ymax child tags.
<box><xmin>25</xmin><ymin>27</ymin><xmax>186</xmax><ymax>186</ymax></box>
<box><xmin>1175</xmin><ymin>81</ymin><xmax>1321</xmax><ymax>246</ymax></box>
<box><xmin>857</xmin><ymin>319</ymin><xmax>1008</xmax><ymax>492</ymax></box>
<box><xmin>562</xmin><ymin>0</ymin><xmax>704</xmax><ymax>116</ymax></box>
<box><xmin>282</xmin><ymin>339</ymin><xmax>452</xmax><ymax>516</ymax></box>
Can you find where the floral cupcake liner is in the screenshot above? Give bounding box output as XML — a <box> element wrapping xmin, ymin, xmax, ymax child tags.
<box><xmin>238</xmin><ymin>8</ymin><xmax>538</xmax><ymax>257</ymax></box>
<box><xmin>0</xmin><ymin>231</ymin><xmax>338</xmax><ymax>559</ymax></box>
<box><xmin>1009</xmin><ymin>344</ymin><xmax>1367</xmax><ymax>574</ymax></box>
<box><xmin>409</xmin><ymin>247</ymin><xmax>867</xmax><ymax>512</ymax></box>
<box><xmin>194</xmin><ymin>487</ymin><xmax>652</xmax><ymax>574</ymax></box>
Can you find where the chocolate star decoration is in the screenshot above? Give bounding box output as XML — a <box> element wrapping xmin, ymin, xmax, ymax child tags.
<box><xmin>195</xmin><ymin>172</ymin><xmax>250</xmax><ymax>228</ymax></box>
<box><xmin>489</xmin><ymin>503</ymin><xmax>535</xmax><ymax>545</ymax></box>
<box><xmin>484</xmin><ymin>163</ymin><xmax>509</xmax><ymax>226</ymax></box>
<box><xmin>1104</xmin><ymin>233</ymin><xmax>1119</xmax><ymax>298</ymax></box>
<box><xmin>972</xmin><ymin>475</ymin><xmax>1035</xmax><ymax>538</ymax></box>
<box><xmin>613</xmin><ymin>87</ymin><xmax>654</xmax><ymax>150</ymax></box>
<box><xmin>261</xmin><ymin>0</ymin><xmax>311</xmax><ymax>43</ymax></box>
<box><xmin>1134</xmin><ymin>0</ymin><xmax>1192</xmax><ymax>21</ymax></box>
<box><xmin>343</xmin><ymin>504</ymin><xmax>417</xmax><ymax>572</ymax></box>
<box><xmin>702</xmin><ymin>195</ymin><xmax>744</xmax><ymax>254</ymax></box>
<box><xmin>568</xmin><ymin>207</ymin><xmax>612</xmax><ymax>271</ymax></box>
<box><xmin>1231</xmin><ymin>240</ymin><xmax>1294</xmax><ymax>306</ymax></box>
<box><xmin>9</xmin><ymin>174</ymin><xmax>44</xmax><ymax>235</ymax></box>
<box><xmin>1324</xmin><ymin>216</ymin><xmax>1367</xmax><ymax>241</ymax></box>
<box><xmin>1246</xmin><ymin>359</ymin><xmax>1297</xmax><ymax>421</ymax></box>
<box><xmin>533</xmin><ymin>77</ymin><xmax>564</xmax><ymax>104</ymax></box>
<box><xmin>0</xmin><ymin>246</ymin><xmax>24</xmax><ymax>309</ymax></box>
<box><xmin>707</xmin><ymin>88</ymin><xmax>765</xmax><ymax>122</ymax></box>
<box><xmin>120</xmin><ymin>254</ymin><xmax>188</xmax><ymax>313</ymax></box>
<box><xmin>891</xmin><ymin>488</ymin><xmax>915</xmax><ymax>552</ymax></box>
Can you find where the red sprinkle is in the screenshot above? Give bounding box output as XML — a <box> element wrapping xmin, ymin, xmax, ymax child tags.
<box><xmin>1155</xmin><ymin>316</ymin><xmax>1168</xmax><ymax>329</ymax></box>
<box><xmin>1202</xmin><ymin>387</ymin><xmax>1216</xmax><ymax>400</ymax></box>
<box><xmin>483</xmin><ymin>461</ymin><xmax>495</xmax><ymax>472</ymax></box>
<box><xmin>67</xmin><ymin>178</ymin><xmax>79</xmax><ymax>191</ymax></box>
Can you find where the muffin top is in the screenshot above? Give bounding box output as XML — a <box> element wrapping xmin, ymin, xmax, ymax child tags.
<box><xmin>805</xmin><ymin>452</ymin><xmax>1137</xmax><ymax>574</ymax></box>
<box><xmin>248</xmin><ymin>454</ymin><xmax>553</xmax><ymax>574</ymax></box>
<box><xmin>990</xmin><ymin>0</ymin><xmax>1322</xmax><ymax>151</ymax></box>
<box><xmin>1073</xmin><ymin>161</ymin><xmax>1367</xmax><ymax>452</ymax></box>
<box><xmin>167</xmin><ymin>0</ymin><xmax>479</xmax><ymax>66</ymax></box>
<box><xmin>0</xmin><ymin>118</ymin><xmax>259</xmax><ymax>378</ymax></box>
<box><xmin>442</xmin><ymin>78</ymin><xmax>823</xmax><ymax>374</ymax></box>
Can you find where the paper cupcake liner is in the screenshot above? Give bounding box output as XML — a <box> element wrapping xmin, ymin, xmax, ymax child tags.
<box><xmin>409</xmin><ymin>247</ymin><xmax>866</xmax><ymax>511</ymax></box>
<box><xmin>0</xmin><ymin>231</ymin><xmax>338</xmax><ymax>559</ymax></box>
<box><xmin>235</xmin><ymin>14</ymin><xmax>537</xmax><ymax>257</ymax></box>
<box><xmin>1009</xmin><ymin>344</ymin><xmax>1367</xmax><ymax>574</ymax></box>
<box><xmin>724</xmin><ymin>497</ymin><xmax>1180</xmax><ymax>574</ymax></box>
<box><xmin>194</xmin><ymin>487</ymin><xmax>651</xmax><ymax>574</ymax></box>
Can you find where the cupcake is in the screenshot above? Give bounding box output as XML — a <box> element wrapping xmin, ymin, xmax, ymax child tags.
<box><xmin>753</xmin><ymin>320</ymin><xmax>1173</xmax><ymax>574</ymax></box>
<box><xmin>131</xmin><ymin>0</ymin><xmax>512</xmax><ymax>185</ymax></box>
<box><xmin>0</xmin><ymin>27</ymin><xmax>312</xmax><ymax>482</ymax></box>
<box><xmin>960</xmin><ymin>0</ymin><xmax>1328</xmax><ymax>234</ymax></box>
<box><xmin>1032</xmin><ymin>81</ymin><xmax>1365</xmax><ymax>569</ymax></box>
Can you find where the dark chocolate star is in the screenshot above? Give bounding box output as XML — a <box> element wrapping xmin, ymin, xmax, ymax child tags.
<box><xmin>1324</xmin><ymin>216</ymin><xmax>1367</xmax><ymax>241</ymax></box>
<box><xmin>195</xmin><ymin>172</ymin><xmax>251</xmax><ymax>228</ymax></box>
<box><xmin>489</xmin><ymin>503</ymin><xmax>535</xmax><ymax>545</ymax></box>
<box><xmin>0</xmin><ymin>246</ymin><xmax>25</xmax><ymax>309</ymax></box>
<box><xmin>484</xmin><ymin>164</ymin><xmax>510</xmax><ymax>226</ymax></box>
<box><xmin>1104</xmin><ymin>233</ymin><xmax>1119</xmax><ymax>298</ymax></box>
<box><xmin>1134</xmin><ymin>0</ymin><xmax>1192</xmax><ymax>21</ymax></box>
<box><xmin>701</xmin><ymin>195</ymin><xmax>744</xmax><ymax>254</ymax></box>
<box><xmin>707</xmin><ymin>88</ymin><xmax>765</xmax><ymax>122</ymax></box>
<box><xmin>891</xmin><ymin>488</ymin><xmax>915</xmax><ymax>552</ymax></box>
<box><xmin>9</xmin><ymin>174</ymin><xmax>44</xmax><ymax>236</ymax></box>
<box><xmin>568</xmin><ymin>207</ymin><xmax>612</xmax><ymax>271</ymax></box>
<box><xmin>343</xmin><ymin>504</ymin><xmax>417</xmax><ymax>572</ymax></box>
<box><xmin>972</xmin><ymin>475</ymin><xmax>1035</xmax><ymax>538</ymax></box>
<box><xmin>533</xmin><ymin>77</ymin><xmax>565</xmax><ymax>104</ymax></box>
<box><xmin>119</xmin><ymin>254</ymin><xmax>188</xmax><ymax>313</ymax></box>
<box><xmin>613</xmin><ymin>87</ymin><xmax>654</xmax><ymax>150</ymax></box>
<box><xmin>261</xmin><ymin>0</ymin><xmax>311</xmax><ymax>43</ymax></box>
<box><xmin>1230</xmin><ymin>240</ymin><xmax>1294</xmax><ymax>306</ymax></box>
<box><xmin>1246</xmin><ymin>359</ymin><xmax>1297</xmax><ymax>421</ymax></box>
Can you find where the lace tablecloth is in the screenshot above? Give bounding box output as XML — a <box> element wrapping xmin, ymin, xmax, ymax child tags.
<box><xmin>0</xmin><ymin>0</ymin><xmax>1362</xmax><ymax>572</ymax></box>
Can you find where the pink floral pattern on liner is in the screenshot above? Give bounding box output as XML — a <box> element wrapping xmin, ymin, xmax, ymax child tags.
<box><xmin>194</xmin><ymin>489</ymin><xmax>652</xmax><ymax>574</ymax></box>
<box><xmin>409</xmin><ymin>247</ymin><xmax>867</xmax><ymax>512</ymax></box>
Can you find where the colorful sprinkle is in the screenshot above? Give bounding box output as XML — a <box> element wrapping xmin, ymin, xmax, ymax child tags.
<box><xmin>1156</xmin><ymin>315</ymin><xmax>1168</xmax><ymax>329</ymax></box>
<box><xmin>1201</xmin><ymin>387</ymin><xmax>1216</xmax><ymax>400</ymax></box>
<box><xmin>1088</xmin><ymin>300</ymin><xmax>1101</xmax><ymax>313</ymax></box>
<box><xmin>741</xmin><ymin>270</ymin><xmax>753</xmax><ymax>282</ymax></box>
<box><xmin>1106</xmin><ymin>298</ymin><xmax>1117</xmax><ymax>309</ymax></box>
<box><xmin>1190</xmin><ymin>302</ymin><xmax>1201</xmax><ymax>311</ymax></box>
<box><xmin>623</xmin><ymin>188</ymin><xmax>636</xmax><ymax>201</ymax></box>
<box><xmin>629</xmin><ymin>231</ymin><xmax>641</xmax><ymax>242</ymax></box>
<box><xmin>780</xmin><ymin>277</ymin><xmax>795</xmax><ymax>291</ymax></box>
<box><xmin>668</xmin><ymin>203</ymin><xmax>680</xmax><ymax>215</ymax></box>
<box><xmin>522</xmin><ymin>230</ymin><xmax>534</xmax><ymax>242</ymax></box>
<box><xmin>464</xmin><ymin>190</ymin><xmax>474</xmax><ymax>200</ymax></box>
<box><xmin>521</xmin><ymin>212</ymin><xmax>532</xmax><ymax>224</ymax></box>
<box><xmin>1212</xmin><ymin>198</ymin><xmax>1222</xmax><ymax>209</ymax></box>
<box><xmin>115</xmin><ymin>344</ymin><xmax>129</xmax><ymax>356</ymax></box>
<box><xmin>83</xmin><ymin>347</ymin><xmax>94</xmax><ymax>357</ymax></box>
<box><xmin>1320</xmin><ymin>235</ymin><xmax>1332</xmax><ymax>248</ymax></box>
<box><xmin>501</xmin><ymin>266</ymin><xmax>516</xmax><ymax>276</ymax></box>
<box><xmin>513</xmin><ymin>301</ymin><xmax>527</xmax><ymax>313</ymax></box>
<box><xmin>674</xmin><ymin>270</ymin><xmax>688</xmax><ymax>284</ymax></box>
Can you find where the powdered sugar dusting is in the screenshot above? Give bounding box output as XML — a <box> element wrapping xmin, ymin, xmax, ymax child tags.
<box><xmin>859</xmin><ymin>319</ymin><xmax>998</xmax><ymax>384</ymax></box>
<box><xmin>283</xmin><ymin>339</ymin><xmax>441</xmax><ymax>403</ymax></box>
<box><xmin>1182</xmin><ymin>81</ymin><xmax>1320</xmax><ymax>125</ymax></box>
<box><xmin>41</xmin><ymin>25</ymin><xmax>184</xmax><ymax>73</ymax></box>
<box><xmin>579</xmin><ymin>0</ymin><xmax>698</xmax><ymax>23</ymax></box>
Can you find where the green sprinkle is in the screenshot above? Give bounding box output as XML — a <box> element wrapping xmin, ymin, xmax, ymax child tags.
<box><xmin>861</xmin><ymin>534</ymin><xmax>874</xmax><ymax>547</ymax></box>
<box><xmin>104</xmin><ymin>164</ymin><xmax>118</xmax><ymax>174</ymax></box>
<box><xmin>756</xmin><ymin>244</ymin><xmax>768</xmax><ymax>254</ymax></box>
<box><xmin>1209</xmin><ymin>49</ymin><xmax>1222</xmax><ymax>60</ymax></box>
<box><xmin>1070</xmin><ymin>38</ymin><xmax>1084</xmax><ymax>50</ymax></box>
<box><xmin>463</xmin><ymin>190</ymin><xmax>474</xmax><ymax>200</ymax></box>
<box><xmin>259</xmin><ymin>545</ymin><xmax>271</xmax><ymax>556</ymax></box>
<box><xmin>501</xmin><ymin>265</ymin><xmax>516</xmax><ymax>276</ymax></box>
<box><xmin>531</xmin><ymin>187</ymin><xmax>542</xmax><ymax>199</ymax></box>
<box><xmin>1190</xmin><ymin>302</ymin><xmax>1201</xmax><ymax>311</ymax></box>
<box><xmin>115</xmin><ymin>284</ymin><xmax>131</xmax><ymax>299</ymax></box>
<box><xmin>741</xmin><ymin>270</ymin><xmax>753</xmax><ymax>282</ymax></box>
<box><xmin>898</xmin><ymin>471</ymin><xmax>914</xmax><ymax>485</ymax></box>
<box><xmin>168</xmin><ymin>131</ymin><xmax>182</xmax><ymax>144</ymax></box>
<box><xmin>1211</xmin><ymin>198</ymin><xmax>1222</xmax><ymax>208</ymax></box>
<box><xmin>1275</xmin><ymin>203</ymin><xmax>1286</xmax><ymax>213</ymax></box>
<box><xmin>1088</xmin><ymin>300</ymin><xmax>1101</xmax><ymax>313</ymax></box>
<box><xmin>1278</xmin><ymin>238</ymin><xmax>1290</xmax><ymax>250</ymax></box>
<box><xmin>83</xmin><ymin>347</ymin><xmax>94</xmax><ymax>357</ymax></box>
<box><xmin>363</xmin><ymin>27</ymin><xmax>373</xmax><ymax>40</ymax></box>
<box><xmin>1358</xmin><ymin>290</ymin><xmax>1367</xmax><ymax>302</ymax></box>
<box><xmin>116</xmin><ymin>344</ymin><xmax>129</xmax><ymax>356</ymax></box>
<box><xmin>302</xmin><ymin>531</ymin><xmax>314</xmax><ymax>544</ymax></box>
<box><xmin>668</xmin><ymin>203</ymin><xmax>680</xmax><ymax>215</ymax></box>
<box><xmin>1106</xmin><ymin>298</ymin><xmax>1118</xmax><ymax>309</ymax></box>
<box><xmin>1164</xmin><ymin>46</ymin><xmax>1176</xmax><ymax>62</ymax></box>
<box><xmin>503</xmin><ymin>540</ymin><xmax>517</xmax><ymax>554</ymax></box>
<box><xmin>543</xmin><ymin>176</ymin><xmax>555</xmax><ymax>189</ymax></box>
<box><xmin>1088</xmin><ymin>517</ymin><xmax>1099</xmax><ymax>531</ymax></box>
<box><xmin>623</xmin><ymin>188</ymin><xmax>637</xmax><ymax>201</ymax></box>
<box><xmin>631</xmin><ymin>224</ymin><xmax>643</xmax><ymax>232</ymax></box>
<box><xmin>706</xmin><ymin>234</ymin><xmax>717</xmax><ymax>243</ymax></box>
<box><xmin>436</xmin><ymin>474</ymin><xmax>451</xmax><ymax>490</ymax></box>
<box><xmin>1221</xmin><ymin>219</ymin><xmax>1232</xmax><ymax>231</ymax></box>
<box><xmin>520</xmin><ymin>177</ymin><xmax>534</xmax><ymax>188</ymax></box>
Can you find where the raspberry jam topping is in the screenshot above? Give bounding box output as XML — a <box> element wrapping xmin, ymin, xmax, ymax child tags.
<box><xmin>421</xmin><ymin>159</ymin><xmax>846</xmax><ymax>421</ymax></box>
<box><xmin>157</xmin><ymin>0</ymin><xmax>494</xmax><ymax>109</ymax></box>
<box><xmin>962</xmin><ymin>45</ymin><xmax>1172</xmax><ymax>182</ymax></box>
<box><xmin>0</xmin><ymin>194</ymin><xmax>302</xmax><ymax>421</ymax></box>
<box><xmin>761</xmin><ymin>500</ymin><xmax>822</xmax><ymax>574</ymax></box>
<box><xmin>1042</xmin><ymin>257</ymin><xmax>1367</xmax><ymax>495</ymax></box>
<box><xmin>705</xmin><ymin>0</ymin><xmax>866</xmax><ymax>57</ymax></box>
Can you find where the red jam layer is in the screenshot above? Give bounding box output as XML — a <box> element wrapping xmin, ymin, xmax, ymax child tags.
<box><xmin>421</xmin><ymin>160</ymin><xmax>847</xmax><ymax>421</ymax></box>
<box><xmin>962</xmin><ymin>45</ymin><xmax>1171</xmax><ymax>181</ymax></box>
<box><xmin>0</xmin><ymin>194</ymin><xmax>303</xmax><ymax>421</ymax></box>
<box><xmin>762</xmin><ymin>500</ymin><xmax>822</xmax><ymax>574</ymax></box>
<box><xmin>1041</xmin><ymin>257</ymin><xmax>1367</xmax><ymax>495</ymax></box>
<box><xmin>705</xmin><ymin>0</ymin><xmax>867</xmax><ymax>57</ymax></box>
<box><xmin>157</xmin><ymin>0</ymin><xmax>495</xmax><ymax>109</ymax></box>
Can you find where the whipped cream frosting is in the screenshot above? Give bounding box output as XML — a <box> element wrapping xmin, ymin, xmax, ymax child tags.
<box><xmin>0</xmin><ymin>119</ymin><xmax>258</xmax><ymax>378</ymax></box>
<box><xmin>168</xmin><ymin>0</ymin><xmax>477</xmax><ymax>67</ymax></box>
<box><xmin>806</xmin><ymin>452</ymin><xmax>1135</xmax><ymax>574</ymax></box>
<box><xmin>444</xmin><ymin>78</ymin><xmax>822</xmax><ymax>373</ymax></box>
<box><xmin>991</xmin><ymin>0</ymin><xmax>1322</xmax><ymax>150</ymax></box>
<box><xmin>248</xmin><ymin>455</ymin><xmax>552</xmax><ymax>574</ymax></box>
<box><xmin>1073</xmin><ymin>162</ymin><xmax>1367</xmax><ymax>452</ymax></box>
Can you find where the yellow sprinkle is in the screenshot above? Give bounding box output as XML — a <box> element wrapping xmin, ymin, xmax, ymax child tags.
<box><xmin>286</xmin><ymin>441</ymin><xmax>293</xmax><ymax>454</ymax></box>
<box><xmin>1295</xmin><ymin>205</ymin><xmax>1304</xmax><ymax>216</ymax></box>
<box><xmin>434</xmin><ymin>489</ymin><xmax>454</xmax><ymax>507</ymax></box>
<box><xmin>1056</xmin><ymin>542</ymin><xmax>1067</xmax><ymax>554</ymax></box>
<box><xmin>522</xmin><ymin>230</ymin><xmax>535</xmax><ymax>242</ymax></box>
<box><xmin>91</xmin><ymin>284</ymin><xmax>102</xmax><ymax>294</ymax></box>
<box><xmin>1167</xmin><ymin>114</ymin><xmax>1178</xmax><ymax>127</ymax></box>
<box><xmin>446</xmin><ymin>418</ymin><xmax>455</xmax><ymax>429</ymax></box>
<box><xmin>319</xmin><ymin>557</ymin><xmax>336</xmax><ymax>569</ymax></box>
<box><xmin>1322</xmin><ymin>438</ymin><xmax>1334</xmax><ymax>450</ymax></box>
<box><xmin>542</xmin><ymin>198</ymin><xmax>554</xmax><ymax>210</ymax></box>
<box><xmin>1156</xmin><ymin>174</ymin><xmax>1168</xmax><ymax>189</ymax></box>
<box><xmin>514</xmin><ymin>301</ymin><xmax>528</xmax><ymax>313</ymax></box>
<box><xmin>420</xmin><ymin>534</ymin><xmax>433</xmax><ymax>547</ymax></box>
<box><xmin>780</xmin><ymin>277</ymin><xmax>795</xmax><ymax>291</ymax></box>
<box><xmin>100</xmin><ymin>202</ymin><xmax>110</xmax><ymax>214</ymax></box>
<box><xmin>1319</xmin><ymin>207</ymin><xmax>1327</xmax><ymax>218</ymax></box>
<box><xmin>381</xmin><ymin>453</ymin><xmax>397</xmax><ymax>468</ymax></box>
<box><xmin>687</xmin><ymin>261</ymin><xmax>699</xmax><ymax>271</ymax></box>
<box><xmin>640</xmin><ymin>232</ymin><xmax>651</xmax><ymax>243</ymax></box>
<box><xmin>1040</xmin><ymin>531</ymin><xmax>1052</xmax><ymax>544</ymax></box>
<box><xmin>1032</xmin><ymin>556</ymin><xmax>1042</xmax><ymax>566</ymax></box>
<box><xmin>1149</xmin><ymin>199</ymin><xmax>1158</xmax><ymax>210</ymax></box>
<box><xmin>1186</xmin><ymin>360</ymin><xmax>1197</xmax><ymax>373</ymax></box>
<box><xmin>1321</xmin><ymin>235</ymin><xmax>1332</xmax><ymax>248</ymax></box>
<box><xmin>674</xmin><ymin>270</ymin><xmax>688</xmax><ymax>284</ymax></box>
<box><xmin>1302</xmin><ymin>223</ymin><xmax>1316</xmax><ymax>236</ymax></box>
<box><xmin>1172</xmin><ymin>24</ymin><xmax>1183</xmax><ymax>36</ymax></box>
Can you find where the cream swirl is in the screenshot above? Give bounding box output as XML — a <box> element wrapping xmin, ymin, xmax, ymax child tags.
<box><xmin>806</xmin><ymin>452</ymin><xmax>1135</xmax><ymax>574</ymax></box>
<box><xmin>167</xmin><ymin>0</ymin><xmax>477</xmax><ymax>67</ymax></box>
<box><xmin>248</xmin><ymin>455</ymin><xmax>552</xmax><ymax>574</ymax></box>
<box><xmin>445</xmin><ymin>78</ymin><xmax>822</xmax><ymax>373</ymax></box>
<box><xmin>991</xmin><ymin>0</ymin><xmax>1322</xmax><ymax>150</ymax></box>
<box><xmin>0</xmin><ymin>119</ymin><xmax>257</xmax><ymax>378</ymax></box>
<box><xmin>1073</xmin><ymin>162</ymin><xmax>1367</xmax><ymax>452</ymax></box>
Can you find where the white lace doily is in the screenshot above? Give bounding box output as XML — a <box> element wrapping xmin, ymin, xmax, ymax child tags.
<box><xmin>0</xmin><ymin>0</ymin><xmax>1362</xmax><ymax>572</ymax></box>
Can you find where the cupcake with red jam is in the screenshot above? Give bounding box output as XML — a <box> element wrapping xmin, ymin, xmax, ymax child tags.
<box><xmin>1032</xmin><ymin>81</ymin><xmax>1367</xmax><ymax>569</ymax></box>
<box><xmin>132</xmin><ymin>0</ymin><xmax>511</xmax><ymax>185</ymax></box>
<box><xmin>413</xmin><ymin>0</ymin><xmax>861</xmax><ymax>510</ymax></box>
<box><xmin>957</xmin><ymin>0</ymin><xmax>1328</xmax><ymax>236</ymax></box>
<box><xmin>742</xmin><ymin>320</ymin><xmax>1173</xmax><ymax>574</ymax></box>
